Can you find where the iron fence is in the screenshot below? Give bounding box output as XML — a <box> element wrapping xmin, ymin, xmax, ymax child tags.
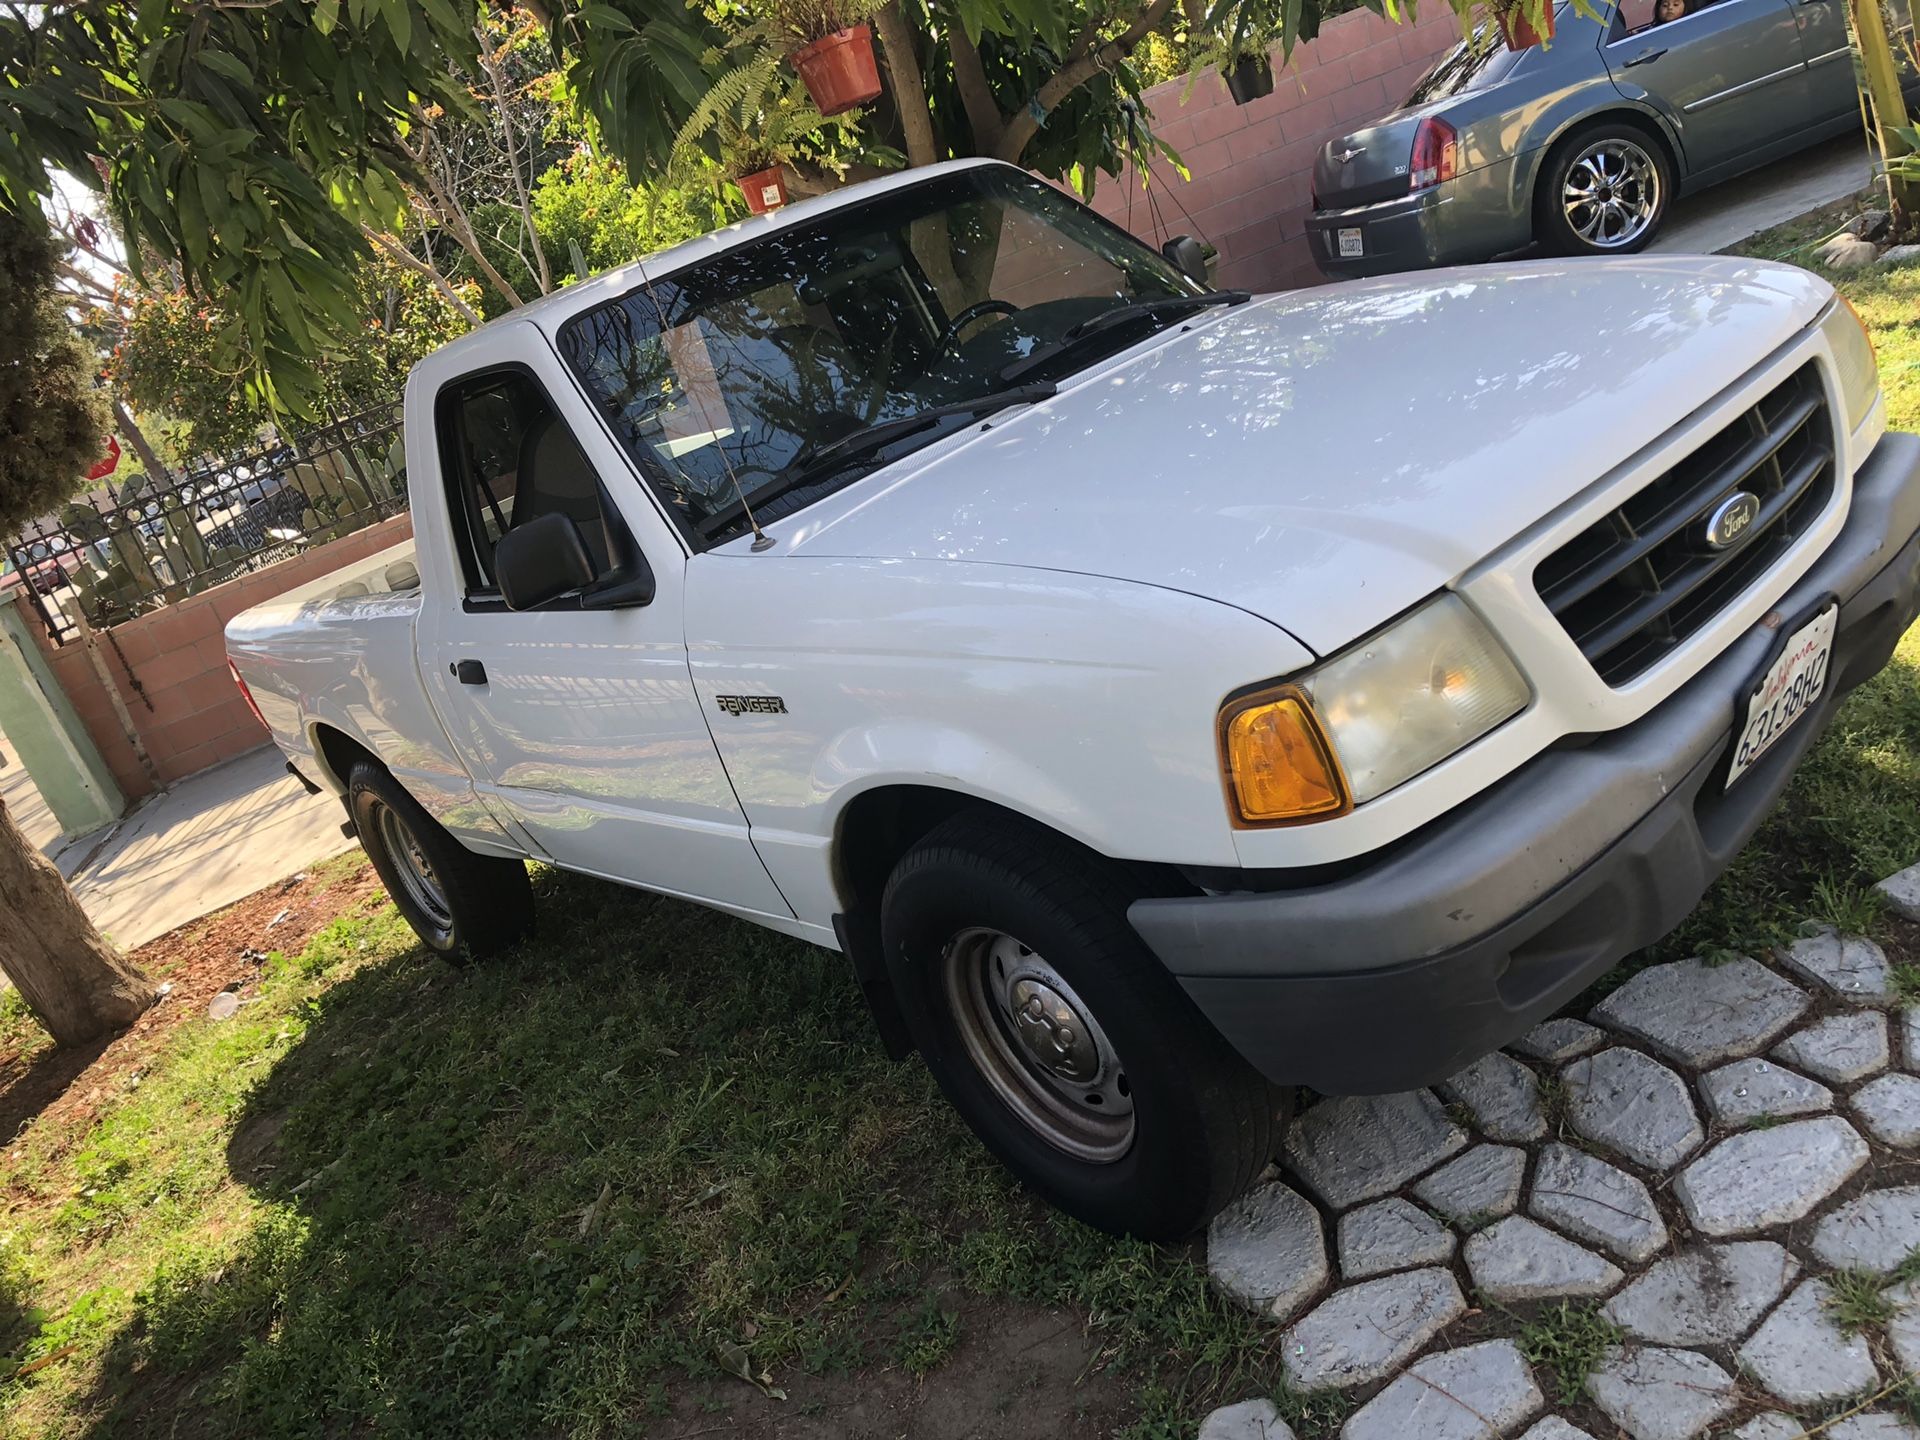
<box><xmin>4</xmin><ymin>404</ymin><xmax>406</xmax><ymax>645</ymax></box>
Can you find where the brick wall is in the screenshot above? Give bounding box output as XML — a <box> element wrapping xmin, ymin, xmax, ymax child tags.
<box><xmin>1086</xmin><ymin>5</ymin><xmax>1463</xmax><ymax>293</ymax></box>
<box><xmin>12</xmin><ymin>513</ymin><xmax>415</xmax><ymax>801</ymax></box>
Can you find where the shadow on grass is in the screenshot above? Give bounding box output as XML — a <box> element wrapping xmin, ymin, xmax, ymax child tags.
<box><xmin>0</xmin><ymin>1034</ymin><xmax>110</xmax><ymax>1150</ymax></box>
<box><xmin>1658</xmin><ymin>645</ymin><xmax>1920</xmax><ymax>962</ymax></box>
<box><xmin>63</xmin><ymin>870</ymin><xmax>1258</xmax><ymax>1440</ymax></box>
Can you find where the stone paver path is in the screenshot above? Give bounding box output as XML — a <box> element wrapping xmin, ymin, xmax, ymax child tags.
<box><xmin>1199</xmin><ymin>869</ymin><xmax>1920</xmax><ymax>1440</ymax></box>
<box><xmin>1198</xmin><ymin>879</ymin><xmax>1920</xmax><ymax>1440</ymax></box>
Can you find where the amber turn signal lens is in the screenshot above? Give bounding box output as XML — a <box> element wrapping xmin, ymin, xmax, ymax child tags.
<box><xmin>1221</xmin><ymin>689</ymin><xmax>1351</xmax><ymax>825</ymax></box>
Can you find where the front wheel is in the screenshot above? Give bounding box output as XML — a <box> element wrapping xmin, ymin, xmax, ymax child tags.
<box><xmin>880</xmin><ymin>811</ymin><xmax>1284</xmax><ymax>1239</ymax></box>
<box><xmin>1537</xmin><ymin>124</ymin><xmax>1671</xmax><ymax>256</ymax></box>
<box><xmin>349</xmin><ymin>761</ymin><xmax>533</xmax><ymax>961</ymax></box>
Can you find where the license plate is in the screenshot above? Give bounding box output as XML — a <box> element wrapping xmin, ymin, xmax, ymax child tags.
<box><xmin>1337</xmin><ymin>228</ymin><xmax>1364</xmax><ymax>259</ymax></box>
<box><xmin>1728</xmin><ymin>605</ymin><xmax>1837</xmax><ymax>788</ymax></box>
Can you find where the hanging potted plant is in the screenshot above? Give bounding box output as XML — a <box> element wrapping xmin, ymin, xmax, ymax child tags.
<box><xmin>1188</xmin><ymin>22</ymin><xmax>1280</xmax><ymax>108</ymax></box>
<box><xmin>771</xmin><ymin>0</ymin><xmax>882</xmax><ymax>116</ymax></box>
<box><xmin>1224</xmin><ymin>50</ymin><xmax>1275</xmax><ymax>104</ymax></box>
<box><xmin>1493</xmin><ymin>0</ymin><xmax>1554</xmax><ymax>51</ymax></box>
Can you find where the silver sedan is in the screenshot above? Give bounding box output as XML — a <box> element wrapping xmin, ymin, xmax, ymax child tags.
<box><xmin>1304</xmin><ymin>0</ymin><xmax>1896</xmax><ymax>277</ymax></box>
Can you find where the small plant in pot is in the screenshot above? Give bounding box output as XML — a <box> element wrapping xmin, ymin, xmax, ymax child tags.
<box><xmin>1491</xmin><ymin>0</ymin><xmax>1554</xmax><ymax>51</ymax></box>
<box><xmin>672</xmin><ymin>53</ymin><xmax>850</xmax><ymax>215</ymax></box>
<box><xmin>763</xmin><ymin>0</ymin><xmax>883</xmax><ymax>116</ymax></box>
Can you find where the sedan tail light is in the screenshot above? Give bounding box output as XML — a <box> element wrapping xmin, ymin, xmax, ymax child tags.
<box><xmin>1409</xmin><ymin>117</ymin><xmax>1458</xmax><ymax>192</ymax></box>
<box><xmin>229</xmin><ymin>660</ymin><xmax>268</xmax><ymax>731</ymax></box>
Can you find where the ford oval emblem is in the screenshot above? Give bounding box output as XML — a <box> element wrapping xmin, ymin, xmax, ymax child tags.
<box><xmin>1704</xmin><ymin>491</ymin><xmax>1761</xmax><ymax>550</ymax></box>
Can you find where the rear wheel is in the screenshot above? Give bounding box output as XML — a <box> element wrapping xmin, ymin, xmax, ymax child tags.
<box><xmin>880</xmin><ymin>810</ymin><xmax>1284</xmax><ymax>1239</ymax></box>
<box><xmin>349</xmin><ymin>761</ymin><xmax>533</xmax><ymax>961</ymax></box>
<box><xmin>1537</xmin><ymin>122</ymin><xmax>1671</xmax><ymax>256</ymax></box>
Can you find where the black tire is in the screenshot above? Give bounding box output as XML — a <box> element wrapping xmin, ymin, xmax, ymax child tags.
<box><xmin>1536</xmin><ymin>120</ymin><xmax>1672</xmax><ymax>257</ymax></box>
<box><xmin>348</xmin><ymin>760</ymin><xmax>533</xmax><ymax>961</ymax></box>
<box><xmin>880</xmin><ymin>810</ymin><xmax>1285</xmax><ymax>1239</ymax></box>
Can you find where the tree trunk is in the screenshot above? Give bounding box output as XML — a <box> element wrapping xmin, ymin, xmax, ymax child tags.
<box><xmin>0</xmin><ymin>798</ymin><xmax>154</xmax><ymax>1046</ymax></box>
<box><xmin>112</xmin><ymin>397</ymin><xmax>171</xmax><ymax>486</ymax></box>
<box><xmin>1850</xmin><ymin>0</ymin><xmax>1919</xmax><ymax>220</ymax></box>
<box><xmin>994</xmin><ymin>0</ymin><xmax>1178</xmax><ymax>164</ymax></box>
<box><xmin>875</xmin><ymin>1</ymin><xmax>939</xmax><ymax>168</ymax></box>
<box><xmin>945</xmin><ymin>20</ymin><xmax>1008</xmax><ymax>154</ymax></box>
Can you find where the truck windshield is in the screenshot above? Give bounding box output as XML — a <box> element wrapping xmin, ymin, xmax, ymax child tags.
<box><xmin>557</xmin><ymin>166</ymin><xmax>1199</xmax><ymax>545</ymax></box>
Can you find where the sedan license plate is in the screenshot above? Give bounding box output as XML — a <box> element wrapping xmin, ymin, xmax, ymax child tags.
<box><xmin>1727</xmin><ymin>605</ymin><xmax>1838</xmax><ymax>788</ymax></box>
<box><xmin>1337</xmin><ymin>227</ymin><xmax>1364</xmax><ymax>259</ymax></box>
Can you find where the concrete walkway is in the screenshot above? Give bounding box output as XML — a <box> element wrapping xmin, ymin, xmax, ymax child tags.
<box><xmin>67</xmin><ymin>747</ymin><xmax>359</xmax><ymax>951</ymax></box>
<box><xmin>5</xmin><ymin>743</ymin><xmax>359</xmax><ymax>952</ymax></box>
<box><xmin>1653</xmin><ymin>133</ymin><xmax>1876</xmax><ymax>256</ymax></box>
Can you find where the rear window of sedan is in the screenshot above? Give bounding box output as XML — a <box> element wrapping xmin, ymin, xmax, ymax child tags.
<box><xmin>1404</xmin><ymin>24</ymin><xmax>1529</xmax><ymax>102</ymax></box>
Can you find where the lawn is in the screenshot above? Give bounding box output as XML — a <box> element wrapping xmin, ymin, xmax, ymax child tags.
<box><xmin>5</xmin><ymin>227</ymin><xmax>1920</xmax><ymax>1439</ymax></box>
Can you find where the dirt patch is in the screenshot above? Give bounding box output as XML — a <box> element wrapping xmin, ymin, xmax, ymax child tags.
<box><xmin>0</xmin><ymin>855</ymin><xmax>381</xmax><ymax>1163</ymax></box>
<box><xmin>656</xmin><ymin>1299</ymin><xmax>1130</xmax><ymax>1439</ymax></box>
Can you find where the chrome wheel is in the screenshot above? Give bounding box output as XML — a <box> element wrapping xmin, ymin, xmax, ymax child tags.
<box><xmin>1561</xmin><ymin>138</ymin><xmax>1661</xmax><ymax>250</ymax></box>
<box><xmin>374</xmin><ymin>802</ymin><xmax>452</xmax><ymax>930</ymax></box>
<box><xmin>942</xmin><ymin>928</ymin><xmax>1134</xmax><ymax>1162</ymax></box>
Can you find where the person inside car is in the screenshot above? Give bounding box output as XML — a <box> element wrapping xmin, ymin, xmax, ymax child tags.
<box><xmin>1654</xmin><ymin>0</ymin><xmax>1686</xmax><ymax>23</ymax></box>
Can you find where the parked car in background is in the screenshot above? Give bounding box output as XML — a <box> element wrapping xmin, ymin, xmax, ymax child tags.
<box><xmin>1306</xmin><ymin>0</ymin><xmax>1909</xmax><ymax>276</ymax></box>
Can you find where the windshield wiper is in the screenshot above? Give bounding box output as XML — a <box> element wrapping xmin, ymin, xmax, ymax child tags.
<box><xmin>696</xmin><ymin>381</ymin><xmax>1058</xmax><ymax>540</ymax></box>
<box><xmin>998</xmin><ymin>290</ymin><xmax>1252</xmax><ymax>385</ymax></box>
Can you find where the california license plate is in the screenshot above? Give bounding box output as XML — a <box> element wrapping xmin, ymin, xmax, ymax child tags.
<box><xmin>1337</xmin><ymin>228</ymin><xmax>1364</xmax><ymax>259</ymax></box>
<box><xmin>1727</xmin><ymin>605</ymin><xmax>1837</xmax><ymax>788</ymax></box>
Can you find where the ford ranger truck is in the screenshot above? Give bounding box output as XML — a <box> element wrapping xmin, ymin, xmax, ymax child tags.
<box><xmin>226</xmin><ymin>158</ymin><xmax>1920</xmax><ymax>1239</ymax></box>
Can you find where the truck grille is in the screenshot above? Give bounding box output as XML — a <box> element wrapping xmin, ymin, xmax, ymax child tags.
<box><xmin>1533</xmin><ymin>362</ymin><xmax>1835</xmax><ymax>685</ymax></box>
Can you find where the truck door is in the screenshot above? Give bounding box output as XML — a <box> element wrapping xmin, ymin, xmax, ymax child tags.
<box><xmin>1603</xmin><ymin>0</ymin><xmax>1812</xmax><ymax>173</ymax></box>
<box><xmin>414</xmin><ymin>354</ymin><xmax>793</xmax><ymax>921</ymax></box>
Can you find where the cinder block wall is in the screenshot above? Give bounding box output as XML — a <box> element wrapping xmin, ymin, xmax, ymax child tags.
<box><xmin>1086</xmin><ymin>6</ymin><xmax>1463</xmax><ymax>293</ymax></box>
<box><xmin>12</xmin><ymin>512</ymin><xmax>415</xmax><ymax>800</ymax></box>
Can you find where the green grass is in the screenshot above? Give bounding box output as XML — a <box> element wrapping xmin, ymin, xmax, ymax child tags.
<box><xmin>0</xmin><ymin>875</ymin><xmax>1281</xmax><ymax>1440</ymax></box>
<box><xmin>1824</xmin><ymin>1269</ymin><xmax>1900</xmax><ymax>1335</ymax></box>
<box><xmin>1515</xmin><ymin>1301</ymin><xmax>1622</xmax><ymax>1407</ymax></box>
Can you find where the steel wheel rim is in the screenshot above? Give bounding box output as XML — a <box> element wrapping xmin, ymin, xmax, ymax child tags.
<box><xmin>375</xmin><ymin>803</ymin><xmax>452</xmax><ymax>930</ymax></box>
<box><xmin>1562</xmin><ymin>138</ymin><xmax>1661</xmax><ymax>250</ymax></box>
<box><xmin>942</xmin><ymin>927</ymin><xmax>1135</xmax><ymax>1163</ymax></box>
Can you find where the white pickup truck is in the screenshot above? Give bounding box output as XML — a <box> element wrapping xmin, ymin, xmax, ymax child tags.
<box><xmin>229</xmin><ymin>158</ymin><xmax>1920</xmax><ymax>1238</ymax></box>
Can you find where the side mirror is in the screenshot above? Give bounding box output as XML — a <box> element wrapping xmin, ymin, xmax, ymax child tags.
<box><xmin>1162</xmin><ymin>234</ymin><xmax>1210</xmax><ymax>286</ymax></box>
<box><xmin>495</xmin><ymin>512</ymin><xmax>596</xmax><ymax>611</ymax></box>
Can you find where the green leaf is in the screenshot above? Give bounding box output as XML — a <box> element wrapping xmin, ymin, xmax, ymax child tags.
<box><xmin>196</xmin><ymin>50</ymin><xmax>254</xmax><ymax>85</ymax></box>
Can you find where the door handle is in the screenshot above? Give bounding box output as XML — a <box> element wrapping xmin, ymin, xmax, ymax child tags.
<box><xmin>1623</xmin><ymin>46</ymin><xmax>1666</xmax><ymax>65</ymax></box>
<box><xmin>453</xmin><ymin>659</ymin><xmax>488</xmax><ymax>686</ymax></box>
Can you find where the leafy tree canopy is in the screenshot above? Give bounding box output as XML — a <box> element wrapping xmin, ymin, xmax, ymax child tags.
<box><xmin>1</xmin><ymin>0</ymin><xmax>1478</xmax><ymax>419</ymax></box>
<box><xmin>0</xmin><ymin>211</ymin><xmax>109</xmax><ymax>532</ymax></box>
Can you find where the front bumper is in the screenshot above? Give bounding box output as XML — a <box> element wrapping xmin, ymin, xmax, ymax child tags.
<box><xmin>1130</xmin><ymin>430</ymin><xmax>1920</xmax><ymax>1094</ymax></box>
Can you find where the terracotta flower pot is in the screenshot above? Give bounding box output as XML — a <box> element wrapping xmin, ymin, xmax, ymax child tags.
<box><xmin>1498</xmin><ymin>2</ymin><xmax>1554</xmax><ymax>50</ymax></box>
<box><xmin>791</xmin><ymin>24</ymin><xmax>882</xmax><ymax>116</ymax></box>
<box><xmin>736</xmin><ymin>164</ymin><xmax>789</xmax><ymax>214</ymax></box>
<box><xmin>1224</xmin><ymin>53</ymin><xmax>1275</xmax><ymax>106</ymax></box>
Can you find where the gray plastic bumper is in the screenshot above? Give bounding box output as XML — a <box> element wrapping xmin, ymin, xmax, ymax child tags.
<box><xmin>1129</xmin><ymin>430</ymin><xmax>1920</xmax><ymax>1092</ymax></box>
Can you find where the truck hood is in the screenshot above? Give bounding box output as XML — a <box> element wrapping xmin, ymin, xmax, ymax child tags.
<box><xmin>778</xmin><ymin>256</ymin><xmax>1834</xmax><ymax>654</ymax></box>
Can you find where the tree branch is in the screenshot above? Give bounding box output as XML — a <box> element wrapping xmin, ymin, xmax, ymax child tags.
<box><xmin>874</xmin><ymin>0</ymin><xmax>938</xmax><ymax>168</ymax></box>
<box><xmin>993</xmin><ymin>0</ymin><xmax>1177</xmax><ymax>163</ymax></box>
<box><xmin>476</xmin><ymin>19</ymin><xmax>551</xmax><ymax>294</ymax></box>
<box><xmin>360</xmin><ymin>224</ymin><xmax>484</xmax><ymax>326</ymax></box>
<box><xmin>944</xmin><ymin>15</ymin><xmax>1007</xmax><ymax>154</ymax></box>
<box><xmin>396</xmin><ymin>126</ymin><xmax>527</xmax><ymax>308</ymax></box>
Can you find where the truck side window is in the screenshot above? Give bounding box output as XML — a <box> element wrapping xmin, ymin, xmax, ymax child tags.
<box><xmin>436</xmin><ymin>370</ymin><xmax>615</xmax><ymax>596</ymax></box>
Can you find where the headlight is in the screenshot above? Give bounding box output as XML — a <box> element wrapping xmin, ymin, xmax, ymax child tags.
<box><xmin>1823</xmin><ymin>295</ymin><xmax>1879</xmax><ymax>434</ymax></box>
<box><xmin>1221</xmin><ymin>595</ymin><xmax>1529</xmax><ymax>825</ymax></box>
